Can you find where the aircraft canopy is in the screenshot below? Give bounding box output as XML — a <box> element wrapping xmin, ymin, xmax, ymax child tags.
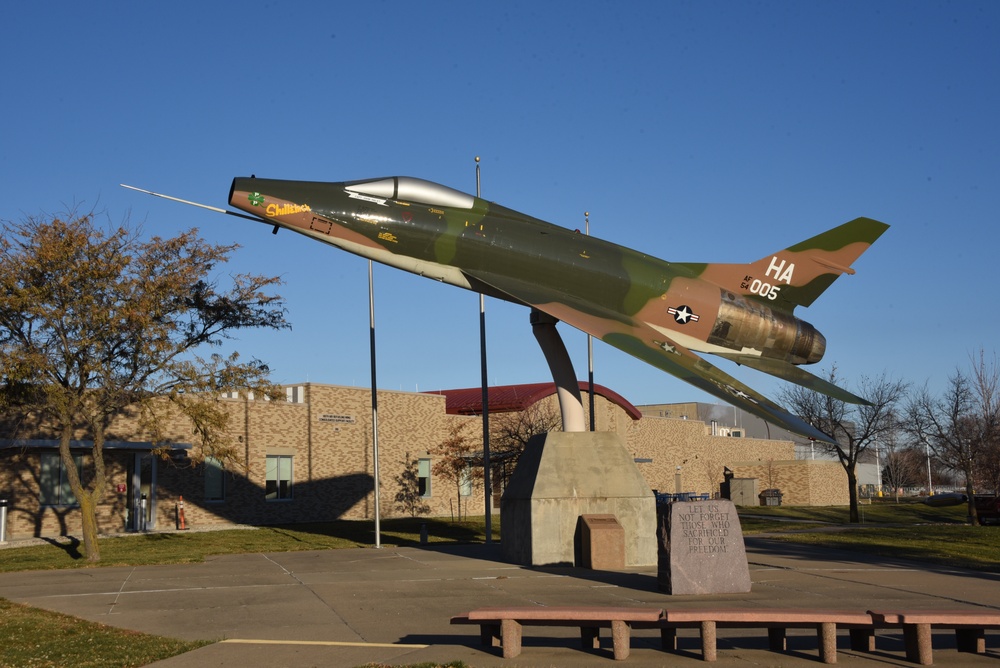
<box><xmin>345</xmin><ymin>176</ymin><xmax>475</xmax><ymax>210</ymax></box>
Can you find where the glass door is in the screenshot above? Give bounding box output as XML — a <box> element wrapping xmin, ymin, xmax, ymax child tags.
<box><xmin>128</xmin><ymin>453</ymin><xmax>157</xmax><ymax>531</ymax></box>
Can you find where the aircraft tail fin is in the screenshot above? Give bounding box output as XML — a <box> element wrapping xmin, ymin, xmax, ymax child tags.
<box><xmin>680</xmin><ymin>217</ymin><xmax>889</xmax><ymax>311</ymax></box>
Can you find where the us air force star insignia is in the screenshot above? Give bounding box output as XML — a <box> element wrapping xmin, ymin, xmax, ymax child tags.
<box><xmin>668</xmin><ymin>305</ymin><xmax>699</xmax><ymax>324</ymax></box>
<box><xmin>654</xmin><ymin>340</ymin><xmax>679</xmax><ymax>355</ymax></box>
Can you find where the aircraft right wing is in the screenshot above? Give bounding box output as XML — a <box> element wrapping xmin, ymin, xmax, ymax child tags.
<box><xmin>715</xmin><ymin>353</ymin><xmax>871</xmax><ymax>405</ymax></box>
<box><xmin>463</xmin><ymin>269</ymin><xmax>836</xmax><ymax>444</ymax></box>
<box><xmin>601</xmin><ymin>328</ymin><xmax>836</xmax><ymax>443</ymax></box>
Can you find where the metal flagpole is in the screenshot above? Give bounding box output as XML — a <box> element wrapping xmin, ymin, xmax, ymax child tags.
<box><xmin>368</xmin><ymin>260</ymin><xmax>382</xmax><ymax>548</ymax></box>
<box><xmin>477</xmin><ymin>156</ymin><xmax>493</xmax><ymax>544</ymax></box>
<box><xmin>586</xmin><ymin>212</ymin><xmax>596</xmax><ymax>431</ymax></box>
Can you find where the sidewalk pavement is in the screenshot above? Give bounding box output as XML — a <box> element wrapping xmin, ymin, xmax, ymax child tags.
<box><xmin>0</xmin><ymin>537</ymin><xmax>998</xmax><ymax>667</ymax></box>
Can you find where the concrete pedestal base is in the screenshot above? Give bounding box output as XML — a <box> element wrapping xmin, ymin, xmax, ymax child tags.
<box><xmin>500</xmin><ymin>431</ymin><xmax>656</xmax><ymax>567</ymax></box>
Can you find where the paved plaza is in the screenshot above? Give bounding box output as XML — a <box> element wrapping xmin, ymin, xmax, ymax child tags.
<box><xmin>0</xmin><ymin>536</ymin><xmax>998</xmax><ymax>667</ymax></box>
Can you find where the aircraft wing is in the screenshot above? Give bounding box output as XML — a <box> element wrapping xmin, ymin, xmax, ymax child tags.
<box><xmin>715</xmin><ymin>353</ymin><xmax>871</xmax><ymax>405</ymax></box>
<box><xmin>601</xmin><ymin>329</ymin><xmax>836</xmax><ymax>443</ymax></box>
<box><xmin>464</xmin><ymin>269</ymin><xmax>836</xmax><ymax>444</ymax></box>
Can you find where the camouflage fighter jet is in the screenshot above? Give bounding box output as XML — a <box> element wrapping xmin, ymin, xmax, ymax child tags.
<box><xmin>124</xmin><ymin>176</ymin><xmax>888</xmax><ymax>443</ymax></box>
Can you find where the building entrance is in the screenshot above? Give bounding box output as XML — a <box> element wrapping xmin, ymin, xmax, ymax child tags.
<box><xmin>127</xmin><ymin>453</ymin><xmax>156</xmax><ymax>531</ymax></box>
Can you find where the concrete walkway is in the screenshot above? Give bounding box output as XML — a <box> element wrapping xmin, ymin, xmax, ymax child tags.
<box><xmin>0</xmin><ymin>537</ymin><xmax>998</xmax><ymax>667</ymax></box>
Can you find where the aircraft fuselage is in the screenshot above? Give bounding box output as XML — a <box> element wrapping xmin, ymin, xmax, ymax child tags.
<box><xmin>229</xmin><ymin>176</ymin><xmax>824</xmax><ymax>369</ymax></box>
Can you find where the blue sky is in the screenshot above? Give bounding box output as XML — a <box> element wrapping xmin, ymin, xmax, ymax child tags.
<box><xmin>3</xmin><ymin>1</ymin><xmax>998</xmax><ymax>408</ymax></box>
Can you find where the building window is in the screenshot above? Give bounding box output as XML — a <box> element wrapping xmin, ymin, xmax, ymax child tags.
<box><xmin>418</xmin><ymin>458</ymin><xmax>431</xmax><ymax>497</ymax></box>
<box><xmin>204</xmin><ymin>457</ymin><xmax>225</xmax><ymax>502</ymax></box>
<box><xmin>266</xmin><ymin>455</ymin><xmax>293</xmax><ymax>500</ymax></box>
<box><xmin>40</xmin><ymin>452</ymin><xmax>83</xmax><ymax>506</ymax></box>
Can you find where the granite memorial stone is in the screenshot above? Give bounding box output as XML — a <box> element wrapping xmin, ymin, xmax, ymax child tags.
<box><xmin>657</xmin><ymin>498</ymin><xmax>751</xmax><ymax>595</ymax></box>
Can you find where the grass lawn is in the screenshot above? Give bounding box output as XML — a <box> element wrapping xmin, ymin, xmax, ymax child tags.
<box><xmin>0</xmin><ymin>516</ymin><xmax>494</xmax><ymax>573</ymax></box>
<box><xmin>739</xmin><ymin>500</ymin><xmax>1000</xmax><ymax>572</ymax></box>
<box><xmin>761</xmin><ymin>524</ymin><xmax>1000</xmax><ymax>571</ymax></box>
<box><xmin>0</xmin><ymin>598</ymin><xmax>208</xmax><ymax>668</ymax></box>
<box><xmin>739</xmin><ymin>499</ymin><xmax>972</xmax><ymax>525</ymax></box>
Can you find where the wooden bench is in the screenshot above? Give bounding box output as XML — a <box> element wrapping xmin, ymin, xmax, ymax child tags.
<box><xmin>868</xmin><ymin>609</ymin><xmax>1000</xmax><ymax>665</ymax></box>
<box><xmin>450</xmin><ymin>605</ymin><xmax>664</xmax><ymax>660</ymax></box>
<box><xmin>634</xmin><ymin>608</ymin><xmax>875</xmax><ymax>663</ymax></box>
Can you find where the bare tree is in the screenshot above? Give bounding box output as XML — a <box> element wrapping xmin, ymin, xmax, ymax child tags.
<box><xmin>695</xmin><ymin>455</ymin><xmax>725</xmax><ymax>496</ymax></box>
<box><xmin>980</xmin><ymin>441</ymin><xmax>1000</xmax><ymax>495</ymax></box>
<box><xmin>879</xmin><ymin>430</ymin><xmax>922</xmax><ymax>502</ymax></box>
<box><xmin>780</xmin><ymin>367</ymin><xmax>907</xmax><ymax>523</ymax></box>
<box><xmin>907</xmin><ymin>351</ymin><xmax>1000</xmax><ymax>524</ymax></box>
<box><xmin>490</xmin><ymin>401</ymin><xmax>562</xmax><ymax>455</ymax></box>
<box><xmin>488</xmin><ymin>401</ymin><xmax>561</xmax><ymax>496</ymax></box>
<box><xmin>764</xmin><ymin>458</ymin><xmax>778</xmax><ymax>491</ymax></box>
<box><xmin>0</xmin><ymin>211</ymin><xmax>288</xmax><ymax>560</ymax></box>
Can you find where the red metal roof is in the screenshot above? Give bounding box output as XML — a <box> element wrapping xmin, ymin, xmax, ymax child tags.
<box><xmin>428</xmin><ymin>382</ymin><xmax>642</xmax><ymax>420</ymax></box>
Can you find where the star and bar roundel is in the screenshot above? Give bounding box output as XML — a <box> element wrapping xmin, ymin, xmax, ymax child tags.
<box><xmin>667</xmin><ymin>305</ymin><xmax>700</xmax><ymax>324</ymax></box>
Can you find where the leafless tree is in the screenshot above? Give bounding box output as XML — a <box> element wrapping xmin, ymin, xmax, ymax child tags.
<box><xmin>695</xmin><ymin>455</ymin><xmax>725</xmax><ymax>495</ymax></box>
<box><xmin>488</xmin><ymin>401</ymin><xmax>561</xmax><ymax>496</ymax></box>
<box><xmin>879</xmin><ymin>430</ymin><xmax>923</xmax><ymax>502</ymax></box>
<box><xmin>980</xmin><ymin>441</ymin><xmax>1000</xmax><ymax>495</ymax></box>
<box><xmin>907</xmin><ymin>351</ymin><xmax>1000</xmax><ymax>524</ymax></box>
<box><xmin>780</xmin><ymin>367</ymin><xmax>907</xmax><ymax>522</ymax></box>
<box><xmin>764</xmin><ymin>458</ymin><xmax>778</xmax><ymax>491</ymax></box>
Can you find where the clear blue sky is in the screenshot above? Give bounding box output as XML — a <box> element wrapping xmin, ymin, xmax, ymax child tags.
<box><xmin>3</xmin><ymin>1</ymin><xmax>998</xmax><ymax>408</ymax></box>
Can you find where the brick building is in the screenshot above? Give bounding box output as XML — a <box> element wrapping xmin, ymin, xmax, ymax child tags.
<box><xmin>0</xmin><ymin>382</ymin><xmax>847</xmax><ymax>541</ymax></box>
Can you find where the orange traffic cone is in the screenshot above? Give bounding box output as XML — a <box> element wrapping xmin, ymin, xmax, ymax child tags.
<box><xmin>177</xmin><ymin>496</ymin><xmax>188</xmax><ymax>530</ymax></box>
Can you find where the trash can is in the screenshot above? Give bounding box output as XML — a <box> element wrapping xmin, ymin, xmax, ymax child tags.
<box><xmin>759</xmin><ymin>489</ymin><xmax>783</xmax><ymax>506</ymax></box>
<box><xmin>0</xmin><ymin>499</ymin><xmax>8</xmax><ymax>542</ymax></box>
